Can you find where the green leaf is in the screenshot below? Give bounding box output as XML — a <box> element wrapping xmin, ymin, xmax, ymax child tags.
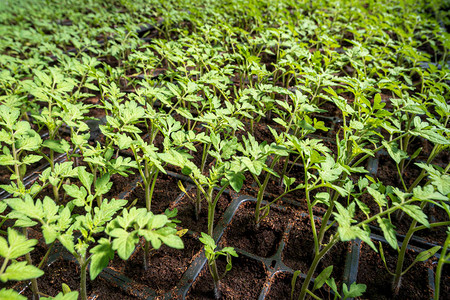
<box><xmin>367</xmin><ymin>186</ymin><xmax>386</xmax><ymax>207</ymax></box>
<box><xmin>41</xmin><ymin>291</ymin><xmax>79</xmax><ymax>300</ymax></box>
<box><xmin>0</xmin><ymin>228</ymin><xmax>38</xmax><ymax>260</ymax></box>
<box><xmin>342</xmin><ymin>282</ymin><xmax>367</xmax><ymax>299</ymax></box>
<box><xmin>413</xmin><ymin>246</ymin><xmax>441</xmax><ymax>264</ymax></box>
<box><xmin>0</xmin><ymin>261</ymin><xmax>44</xmax><ymax>282</ymax></box>
<box><xmin>431</xmin><ymin>174</ymin><xmax>450</xmax><ymax>195</ymax></box>
<box><xmin>42</xmin><ymin>224</ymin><xmax>57</xmax><ymax>244</ymax></box>
<box><xmin>21</xmin><ymin>155</ymin><xmax>42</xmax><ymax>165</ymax></box>
<box><xmin>291</xmin><ymin>270</ymin><xmax>302</xmax><ymax>300</ymax></box>
<box><xmin>34</xmin><ymin>70</ymin><xmax>52</xmax><ymax>87</ymax></box>
<box><xmin>325</xmin><ymin>277</ymin><xmax>339</xmax><ymax>296</ymax></box>
<box><xmin>0</xmin><ymin>154</ymin><xmax>18</xmax><ymax>165</ymax></box>
<box><xmin>95</xmin><ymin>173</ymin><xmax>111</xmax><ymax>195</ymax></box>
<box><xmin>400</xmin><ymin>204</ymin><xmax>429</xmax><ymax>227</ymax></box>
<box><xmin>415</xmin><ymin>129</ymin><xmax>449</xmax><ymax>145</ymax></box>
<box><xmin>93</xmin><ymin>199</ymin><xmax>127</xmax><ymax>227</ymax></box>
<box><xmin>319</xmin><ymin>155</ymin><xmax>342</xmax><ymax>182</ymax></box>
<box><xmin>413</xmin><ymin>185</ymin><xmax>448</xmax><ymax>201</ymax></box>
<box><xmin>334</xmin><ymin>203</ymin><xmax>376</xmax><ymax>250</ymax></box>
<box><xmin>0</xmin><ymin>288</ymin><xmax>27</xmax><ymax>300</ymax></box>
<box><xmin>62</xmin><ymin>283</ymin><xmax>71</xmax><ymax>295</ymax></box>
<box><xmin>355</xmin><ymin>199</ymin><xmax>370</xmax><ymax>217</ymax></box>
<box><xmin>226</xmin><ymin>171</ymin><xmax>245</xmax><ymax>192</ymax></box>
<box><xmin>42</xmin><ymin>140</ymin><xmax>69</xmax><ymax>153</ymax></box>
<box><xmin>199</xmin><ymin>232</ymin><xmax>216</xmax><ymax>249</ymax></box>
<box><xmin>84</xmin><ymin>82</ymin><xmax>99</xmax><ymax>91</ymax></box>
<box><xmin>116</xmin><ymin>133</ymin><xmax>132</xmax><ymax>149</ymax></box>
<box><xmin>382</xmin><ymin>141</ymin><xmax>407</xmax><ymax>164</ymax></box>
<box><xmin>58</xmin><ymin>230</ymin><xmax>75</xmax><ymax>255</ymax></box>
<box><xmin>181</xmin><ymin>165</ymin><xmax>192</xmax><ymax>175</ymax></box>
<box><xmin>63</xmin><ymin>184</ymin><xmax>87</xmax><ymax>202</ymax></box>
<box><xmin>89</xmin><ymin>238</ymin><xmax>114</xmax><ymax>280</ymax></box>
<box><xmin>141</xmin><ymin>232</ymin><xmax>161</xmax><ymax>250</ymax></box>
<box><xmin>313</xmin><ymin>265</ymin><xmax>333</xmax><ymax>291</ymax></box>
<box><xmin>350</xmin><ymin>120</ymin><xmax>364</xmax><ymax>130</ymax></box>
<box><xmin>377</xmin><ymin>217</ymin><xmax>397</xmax><ymax>250</ymax></box>
<box><xmin>221</xmin><ymin>247</ymin><xmax>238</xmax><ymax>257</ymax></box>
<box><xmin>159</xmin><ymin>234</ymin><xmax>184</xmax><ymax>249</ymax></box>
<box><xmin>77</xmin><ymin>167</ymin><xmax>93</xmax><ymax>192</ymax></box>
<box><xmin>283</xmin><ymin>176</ymin><xmax>296</xmax><ymax>189</ymax></box>
<box><xmin>110</xmin><ymin>229</ymin><xmax>139</xmax><ymax>260</ymax></box>
<box><xmin>149</xmin><ymin>214</ymin><xmax>169</xmax><ymax>229</ymax></box>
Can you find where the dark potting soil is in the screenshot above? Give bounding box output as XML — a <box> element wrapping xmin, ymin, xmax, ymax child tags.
<box><xmin>22</xmin><ymin>258</ymin><xmax>138</xmax><ymax>299</ymax></box>
<box><xmin>235</xmin><ymin>121</ymin><xmax>278</xmax><ymax>145</ymax></box>
<box><xmin>345</xmin><ymin>191</ymin><xmax>449</xmax><ymax>246</ymax></box>
<box><xmin>170</xmin><ymin>187</ymin><xmax>232</xmax><ymax>234</ymax></box>
<box><xmin>0</xmin><ymin>228</ymin><xmax>51</xmax><ymax>291</ymax></box>
<box><xmin>239</xmin><ymin>162</ymin><xmax>307</xmax><ymax>213</ymax></box>
<box><xmin>265</xmin><ymin>271</ymin><xmax>333</xmax><ymax>300</ymax></box>
<box><xmin>376</xmin><ymin>155</ymin><xmax>422</xmax><ymax>189</ymax></box>
<box><xmin>121</xmin><ymin>172</ymin><xmax>181</xmax><ymax>214</ymax></box>
<box><xmin>108</xmin><ymin>234</ymin><xmax>202</xmax><ymax>296</ymax></box>
<box><xmin>282</xmin><ymin>215</ymin><xmax>349</xmax><ymax>282</ymax></box>
<box><xmin>317</xmin><ymin>101</ymin><xmax>342</xmax><ymax>119</ymax></box>
<box><xmin>104</xmin><ymin>171</ymin><xmax>139</xmax><ymax>200</ymax></box>
<box><xmin>186</xmin><ymin>255</ymin><xmax>267</xmax><ymax>300</ymax></box>
<box><xmin>220</xmin><ymin>201</ymin><xmax>291</xmax><ymax>258</ymax></box>
<box><xmin>438</xmin><ymin>262</ymin><xmax>449</xmax><ymax>300</ymax></box>
<box><xmin>356</xmin><ymin>242</ymin><xmax>434</xmax><ymax>299</ymax></box>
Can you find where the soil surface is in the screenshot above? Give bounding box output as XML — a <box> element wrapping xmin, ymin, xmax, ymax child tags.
<box><xmin>265</xmin><ymin>271</ymin><xmax>333</xmax><ymax>300</ymax></box>
<box><xmin>220</xmin><ymin>200</ymin><xmax>292</xmax><ymax>258</ymax></box>
<box><xmin>121</xmin><ymin>172</ymin><xmax>182</xmax><ymax>214</ymax></box>
<box><xmin>22</xmin><ymin>258</ymin><xmax>138</xmax><ymax>299</ymax></box>
<box><xmin>108</xmin><ymin>234</ymin><xmax>202</xmax><ymax>296</ymax></box>
<box><xmin>186</xmin><ymin>255</ymin><xmax>267</xmax><ymax>299</ymax></box>
<box><xmin>170</xmin><ymin>187</ymin><xmax>232</xmax><ymax>234</ymax></box>
<box><xmin>282</xmin><ymin>215</ymin><xmax>350</xmax><ymax>282</ymax></box>
<box><xmin>356</xmin><ymin>242</ymin><xmax>434</xmax><ymax>299</ymax></box>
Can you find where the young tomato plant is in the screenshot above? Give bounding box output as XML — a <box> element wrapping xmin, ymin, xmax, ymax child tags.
<box><xmin>238</xmin><ymin>133</ymin><xmax>290</xmax><ymax>225</ymax></box>
<box><xmin>105</xmin><ymin>207</ymin><xmax>184</xmax><ymax>270</ymax></box>
<box><xmin>0</xmin><ymin>105</ymin><xmax>43</xmax><ymax>299</ymax></box>
<box><xmin>378</xmin><ymin>171</ymin><xmax>450</xmax><ymax>294</ymax></box>
<box><xmin>199</xmin><ymin>232</ymin><xmax>237</xmax><ymax>299</ymax></box>
<box><xmin>7</xmin><ymin>166</ymin><xmax>118</xmax><ymax>300</ymax></box>
<box><xmin>162</xmin><ymin>133</ymin><xmax>246</xmax><ymax>237</ymax></box>
<box><xmin>0</xmin><ymin>228</ymin><xmax>44</xmax><ymax>300</ymax></box>
<box><xmin>284</xmin><ymin>137</ymin><xmax>437</xmax><ymax>300</ymax></box>
<box><xmin>434</xmin><ymin>227</ymin><xmax>450</xmax><ymax>300</ymax></box>
<box><xmin>0</xmin><ymin>106</ymin><xmax>42</xmax><ymax>186</ymax></box>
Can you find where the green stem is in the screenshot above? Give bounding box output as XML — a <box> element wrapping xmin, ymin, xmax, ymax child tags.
<box><xmin>50</xmin><ymin>150</ymin><xmax>59</xmax><ymax>203</ymax></box>
<box><xmin>396</xmin><ymin>163</ymin><xmax>408</xmax><ymax>191</ymax></box>
<box><xmin>255</xmin><ymin>157</ymin><xmax>279</xmax><ymax>225</ymax></box>
<box><xmin>195</xmin><ymin>188</ymin><xmax>202</xmax><ymax>221</ymax></box>
<box><xmin>0</xmin><ymin>257</ymin><xmax>9</xmax><ymax>274</ymax></box>
<box><xmin>37</xmin><ymin>243</ymin><xmax>54</xmax><ymax>269</ymax></box>
<box><xmin>207</xmin><ymin>187</ymin><xmax>215</xmax><ymax>237</ymax></box>
<box><xmin>434</xmin><ymin>234</ymin><xmax>450</xmax><ymax>300</ymax></box>
<box><xmin>305</xmin><ymin>182</ymin><xmax>319</xmax><ymax>255</ymax></box>
<box><xmin>147</xmin><ymin>169</ymin><xmax>159</xmax><ymax>212</ymax></box>
<box><xmin>297</xmin><ymin>235</ymin><xmax>339</xmax><ymax>300</ymax></box>
<box><xmin>391</xmin><ymin>201</ymin><xmax>427</xmax><ymax>294</ymax></box>
<box><xmin>143</xmin><ymin>240</ymin><xmax>150</xmax><ymax>271</ymax></box>
<box><xmin>79</xmin><ymin>255</ymin><xmax>90</xmax><ymax>300</ymax></box>
<box><xmin>351</xmin><ymin>132</ymin><xmax>409</xmax><ymax>168</ymax></box>
<box><xmin>11</xmin><ymin>137</ymin><xmax>21</xmax><ymax>186</ymax></box>
<box><xmin>279</xmin><ymin>154</ymin><xmax>290</xmax><ymax>186</ymax></box>
<box><xmin>305</xmin><ymin>289</ymin><xmax>322</xmax><ymax>300</ymax></box>
<box><xmin>209</xmin><ymin>259</ymin><xmax>221</xmax><ymax>299</ymax></box>
<box><xmin>23</xmin><ymin>228</ymin><xmax>40</xmax><ymax>300</ymax></box>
